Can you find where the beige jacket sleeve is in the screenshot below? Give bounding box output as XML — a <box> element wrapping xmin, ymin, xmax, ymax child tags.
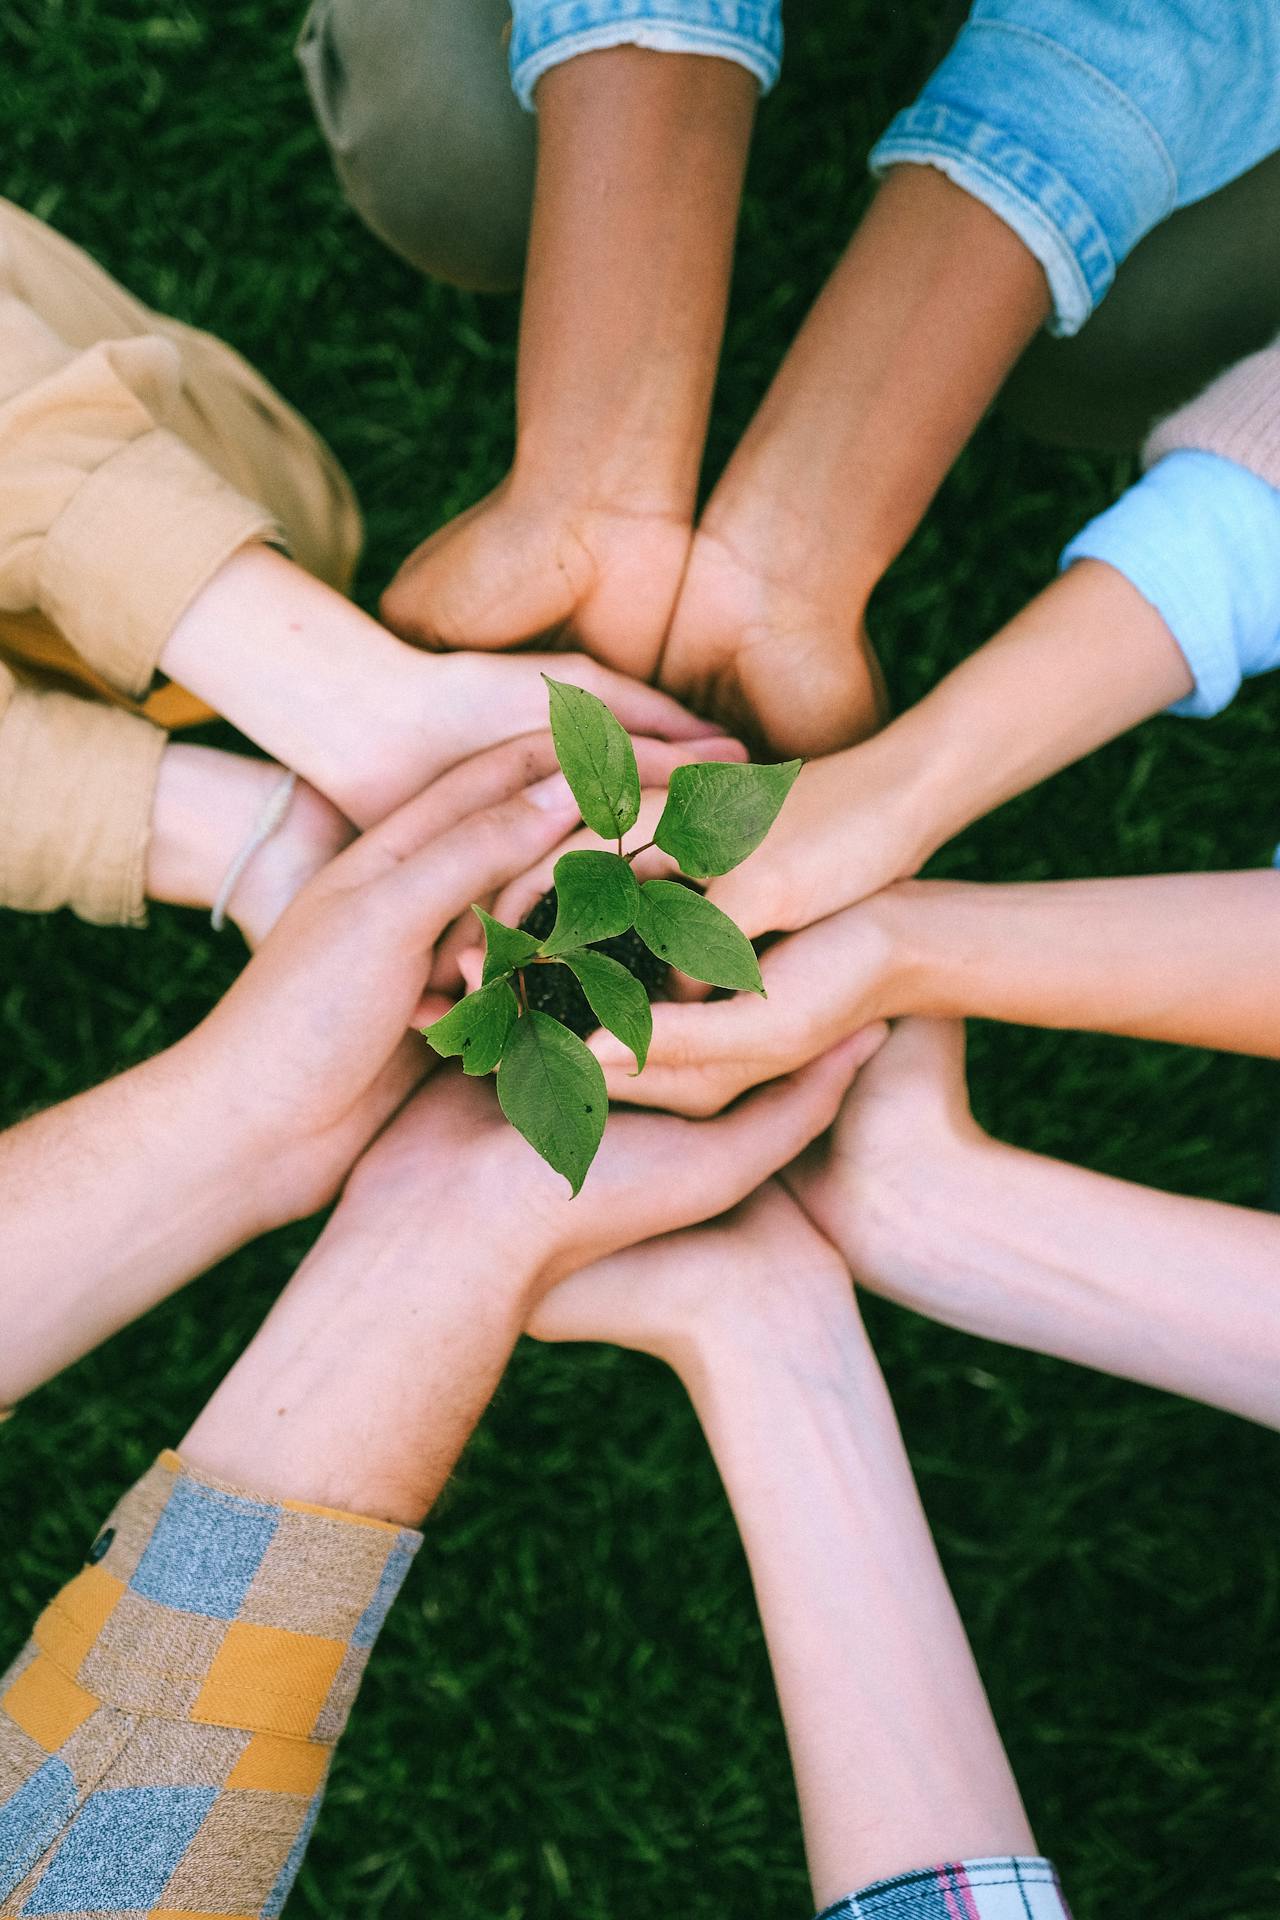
<box><xmin>0</xmin><ymin>293</ymin><xmax>281</xmax><ymax>699</ymax></box>
<box><xmin>0</xmin><ymin>663</ymin><xmax>166</xmax><ymax>925</ymax></box>
<box><xmin>1143</xmin><ymin>335</ymin><xmax>1280</xmax><ymax>488</ymax></box>
<box><xmin>0</xmin><ymin>284</ymin><xmax>284</xmax><ymax>925</ymax></box>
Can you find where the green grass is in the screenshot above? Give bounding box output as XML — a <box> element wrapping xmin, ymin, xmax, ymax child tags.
<box><xmin>3</xmin><ymin>3</ymin><xmax>1280</xmax><ymax>1914</ymax></box>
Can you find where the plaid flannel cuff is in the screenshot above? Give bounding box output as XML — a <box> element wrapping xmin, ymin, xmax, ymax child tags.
<box><xmin>816</xmin><ymin>1856</ymin><xmax>1072</xmax><ymax>1920</ymax></box>
<box><xmin>0</xmin><ymin>1451</ymin><xmax>421</xmax><ymax>1917</ymax></box>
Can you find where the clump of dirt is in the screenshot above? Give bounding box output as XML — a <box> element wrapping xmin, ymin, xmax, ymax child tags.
<box><xmin>518</xmin><ymin>888</ymin><xmax>669</xmax><ymax>1038</ymax></box>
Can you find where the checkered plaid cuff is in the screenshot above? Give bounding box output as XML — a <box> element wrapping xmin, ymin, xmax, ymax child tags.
<box><xmin>0</xmin><ymin>1450</ymin><xmax>421</xmax><ymax>1916</ymax></box>
<box><xmin>816</xmin><ymin>1856</ymin><xmax>1072</xmax><ymax>1920</ymax></box>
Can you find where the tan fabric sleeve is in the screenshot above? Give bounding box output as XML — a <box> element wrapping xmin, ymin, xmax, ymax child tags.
<box><xmin>0</xmin><ymin>661</ymin><xmax>167</xmax><ymax>925</ymax></box>
<box><xmin>1143</xmin><ymin>336</ymin><xmax>1280</xmax><ymax>489</ymax></box>
<box><xmin>0</xmin><ymin>294</ymin><xmax>281</xmax><ymax>700</ymax></box>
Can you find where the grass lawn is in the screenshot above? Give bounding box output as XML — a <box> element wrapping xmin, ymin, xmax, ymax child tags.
<box><xmin>3</xmin><ymin>4</ymin><xmax>1279</xmax><ymax>1914</ymax></box>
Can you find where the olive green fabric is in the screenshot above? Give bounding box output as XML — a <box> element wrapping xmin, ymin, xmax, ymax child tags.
<box><xmin>297</xmin><ymin>0</ymin><xmax>536</xmax><ymax>293</ymax></box>
<box><xmin>1001</xmin><ymin>148</ymin><xmax>1280</xmax><ymax>452</ymax></box>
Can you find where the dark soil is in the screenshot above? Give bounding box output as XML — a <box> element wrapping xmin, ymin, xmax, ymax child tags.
<box><xmin>518</xmin><ymin>888</ymin><xmax>669</xmax><ymax>1037</ymax></box>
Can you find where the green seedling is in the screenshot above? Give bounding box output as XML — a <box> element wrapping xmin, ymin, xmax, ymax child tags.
<box><xmin>424</xmin><ymin>678</ymin><xmax>800</xmax><ymax>1192</ymax></box>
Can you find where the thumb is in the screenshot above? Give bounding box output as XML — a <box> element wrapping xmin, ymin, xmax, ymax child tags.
<box><xmin>380</xmin><ymin>773</ymin><xmax>581</xmax><ymax>950</ymax></box>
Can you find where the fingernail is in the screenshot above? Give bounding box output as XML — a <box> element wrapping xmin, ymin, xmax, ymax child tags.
<box><xmin>528</xmin><ymin>772</ymin><xmax>577</xmax><ymax>812</ymax></box>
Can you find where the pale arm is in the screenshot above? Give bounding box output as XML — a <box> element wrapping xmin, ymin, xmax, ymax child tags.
<box><xmin>159</xmin><ymin>543</ymin><xmax>716</xmax><ymax>831</ymax></box>
<box><xmin>878</xmin><ymin>868</ymin><xmax>1280</xmax><ymax>1058</ymax></box>
<box><xmin>0</xmin><ymin>1039</ymin><xmax>280</xmax><ymax>1409</ymax></box>
<box><xmin>693</xmin><ymin>1320</ymin><xmax>1037</xmax><ymax>1903</ymax></box>
<box><xmin>0</xmin><ymin>742</ymin><xmax>584</xmax><ymax>1409</ymax></box>
<box><xmin>529</xmin><ymin>1187</ymin><xmax>1054</xmax><ymax>1910</ymax></box>
<box><xmin>790</xmin><ymin>1019</ymin><xmax>1280</xmax><ymax>1434</ymax></box>
<box><xmin>711</xmin><ymin>558</ymin><xmax>1194</xmax><ymax>936</ymax></box>
<box><xmin>608</xmin><ymin>864</ymin><xmax>1280</xmax><ymax>1117</ymax></box>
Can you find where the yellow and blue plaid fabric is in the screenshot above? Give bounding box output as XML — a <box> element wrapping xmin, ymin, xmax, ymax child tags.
<box><xmin>0</xmin><ymin>1450</ymin><xmax>421</xmax><ymax>1917</ymax></box>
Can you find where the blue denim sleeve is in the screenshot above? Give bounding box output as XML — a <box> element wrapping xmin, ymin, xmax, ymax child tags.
<box><xmin>509</xmin><ymin>0</ymin><xmax>782</xmax><ymax>109</ymax></box>
<box><xmin>870</xmin><ymin>2</ymin><xmax>1280</xmax><ymax>336</ymax></box>
<box><xmin>815</xmin><ymin>1856</ymin><xmax>1071</xmax><ymax>1919</ymax></box>
<box><xmin>1060</xmin><ymin>450</ymin><xmax>1280</xmax><ymax>718</ymax></box>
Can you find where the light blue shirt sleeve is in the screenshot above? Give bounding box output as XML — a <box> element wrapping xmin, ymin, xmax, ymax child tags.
<box><xmin>509</xmin><ymin>0</ymin><xmax>782</xmax><ymax>110</ymax></box>
<box><xmin>870</xmin><ymin>2</ymin><xmax>1280</xmax><ymax>336</ymax></box>
<box><xmin>1060</xmin><ymin>450</ymin><xmax>1280</xmax><ymax>719</ymax></box>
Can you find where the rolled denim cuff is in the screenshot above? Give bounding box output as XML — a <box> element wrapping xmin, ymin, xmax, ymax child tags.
<box><xmin>1060</xmin><ymin>451</ymin><xmax>1280</xmax><ymax>720</ymax></box>
<box><xmin>509</xmin><ymin>0</ymin><xmax>781</xmax><ymax>110</ymax></box>
<box><xmin>871</xmin><ymin>17</ymin><xmax>1178</xmax><ymax>336</ymax></box>
<box><xmin>816</xmin><ymin>1855</ymin><xmax>1071</xmax><ymax>1920</ymax></box>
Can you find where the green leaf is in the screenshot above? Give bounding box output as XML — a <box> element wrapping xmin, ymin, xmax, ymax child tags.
<box><xmin>496</xmin><ymin>1009</ymin><xmax>607</xmax><ymax>1194</ymax></box>
<box><xmin>634</xmin><ymin>880</ymin><xmax>764</xmax><ymax>995</ymax></box>
<box><xmin>653</xmin><ymin>759</ymin><xmax>802</xmax><ymax>877</ymax></box>
<box><xmin>544</xmin><ymin>676</ymin><xmax>641</xmax><ymax>840</ymax></box>
<box><xmin>561</xmin><ymin>950</ymin><xmax>653</xmax><ymax>1073</ymax></box>
<box><xmin>541</xmin><ymin>851</ymin><xmax>640</xmax><ymax>957</ymax></box>
<box><xmin>474</xmin><ymin>906</ymin><xmax>542</xmax><ymax>985</ymax></box>
<box><xmin>423</xmin><ymin>980</ymin><xmax>518</xmax><ymax>1076</ymax></box>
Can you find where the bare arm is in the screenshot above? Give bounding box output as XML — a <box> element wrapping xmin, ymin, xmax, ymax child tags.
<box><xmin>660</xmin><ymin>165</ymin><xmax>1054</xmax><ymax>754</ymax></box>
<box><xmin>710</xmin><ymin>558</ymin><xmax>1194</xmax><ymax>936</ymax></box>
<box><xmin>0</xmin><ymin>1040</ymin><xmax>278</xmax><ymax>1408</ymax></box>
<box><xmin>530</xmin><ymin>1186</ymin><xmax>1048</xmax><ymax>1909</ymax></box>
<box><xmin>381</xmin><ymin>49</ymin><xmax>757</xmax><ymax>679</ymax></box>
<box><xmin>0</xmin><ymin>743</ymin><xmax>583</xmax><ymax>1408</ymax></box>
<box><xmin>791</xmin><ymin>1019</ymin><xmax>1280</xmax><ymax>1433</ymax></box>
<box><xmin>879</xmin><ymin>868</ymin><xmax>1280</xmax><ymax>1058</ymax></box>
<box><xmin>596</xmin><ymin>861</ymin><xmax>1280</xmax><ymax>1119</ymax></box>
<box><xmin>159</xmin><ymin>543</ymin><xmax>716</xmax><ymax>830</ymax></box>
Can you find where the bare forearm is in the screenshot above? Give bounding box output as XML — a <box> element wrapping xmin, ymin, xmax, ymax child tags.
<box><xmin>705</xmin><ymin>167</ymin><xmax>1050</xmax><ymax>600</ymax></box>
<box><xmin>182</xmin><ymin>1222</ymin><xmax>532</xmax><ymax>1525</ymax></box>
<box><xmin>889</xmin><ymin>560</ymin><xmax>1194</xmax><ymax>860</ymax></box>
<box><xmin>880</xmin><ymin>869</ymin><xmax>1280</xmax><ymax>1056</ymax></box>
<box><xmin>159</xmin><ymin>544</ymin><xmax>419</xmax><ymax>824</ymax></box>
<box><xmin>709</xmin><ymin>560</ymin><xmax>1195</xmax><ymax>937</ymax></box>
<box><xmin>687</xmin><ymin>1318</ymin><xmax>1033</xmax><ymax>1906</ymax></box>
<box><xmin>0</xmin><ymin>1041</ymin><xmax>270</xmax><ymax>1404</ymax></box>
<box><xmin>871</xmin><ymin>1131</ymin><xmax>1280</xmax><ymax>1431</ymax></box>
<box><xmin>859</xmin><ymin>560</ymin><xmax>1189</xmax><ymax>875</ymax></box>
<box><xmin>518</xmin><ymin>49</ymin><xmax>756</xmax><ymax>510</ymax></box>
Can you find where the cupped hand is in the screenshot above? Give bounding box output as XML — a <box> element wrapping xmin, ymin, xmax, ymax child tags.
<box><xmin>335</xmin><ymin>1029</ymin><xmax>883</xmax><ymax>1302</ymax></box>
<box><xmin>425</xmin><ymin>745</ymin><xmax>744</xmax><ymax>998</ymax></box>
<box><xmin>181</xmin><ymin>735</ymin><xmax>583</xmax><ymax>1221</ymax></box>
<box><xmin>526</xmin><ymin>1181</ymin><xmax>857</xmax><ymax>1384</ymax></box>
<box><xmin>381</xmin><ymin>472</ymin><xmax>693</xmax><ymax>686</ymax></box>
<box><xmin>657</xmin><ymin>516</ymin><xmax>888</xmax><ymax>758</ymax></box>
<box><xmin>783</xmin><ymin>1016</ymin><xmax>983</xmax><ymax>1317</ymax></box>
<box><xmin>590</xmin><ymin>905</ymin><xmax>896</xmax><ymax>1116</ymax></box>
<box><xmin>704</xmin><ymin>740</ymin><xmax>936</xmax><ymax>940</ymax></box>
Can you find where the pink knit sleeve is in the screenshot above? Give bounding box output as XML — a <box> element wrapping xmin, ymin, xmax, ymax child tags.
<box><xmin>1143</xmin><ymin>335</ymin><xmax>1280</xmax><ymax>490</ymax></box>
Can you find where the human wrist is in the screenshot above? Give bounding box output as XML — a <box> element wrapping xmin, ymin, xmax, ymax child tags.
<box><xmin>705</xmin><ymin>165</ymin><xmax>1050</xmax><ymax>598</ymax></box>
<box><xmin>154</xmin><ymin>1031</ymin><xmax>296</xmax><ymax>1237</ymax></box>
<box><xmin>146</xmin><ymin>744</ymin><xmax>286</xmax><ymax>916</ymax></box>
<box><xmin>159</xmin><ymin>544</ymin><xmax>442</xmax><ymax>826</ymax></box>
<box><xmin>683</xmin><ymin>1298</ymin><xmax>881</xmax><ymax>1453</ymax></box>
<box><xmin>182</xmin><ymin>1222</ymin><xmax>531</xmax><ymax>1522</ymax></box>
<box><xmin>699</xmin><ymin>428</ymin><xmax>890</xmax><ymax>613</ymax></box>
<box><xmin>509</xmin><ymin>431</ymin><xmax>697</xmax><ymax>530</ymax></box>
<box><xmin>661</xmin><ymin>1248</ymin><xmax>875</xmax><ymax>1416</ymax></box>
<box><xmin>860</xmin><ymin>879</ymin><xmax>965</xmax><ymax>1019</ymax></box>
